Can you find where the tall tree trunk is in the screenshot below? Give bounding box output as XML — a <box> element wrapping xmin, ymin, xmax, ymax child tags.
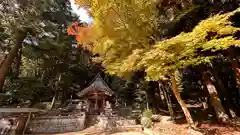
<box><xmin>170</xmin><ymin>73</ymin><xmax>194</xmax><ymax>126</ymax></box>
<box><xmin>61</xmin><ymin>88</ymin><xmax>68</xmax><ymax>104</ymax></box>
<box><xmin>158</xmin><ymin>82</ymin><xmax>166</xmax><ymax>106</ymax></box>
<box><xmin>148</xmin><ymin>82</ymin><xmax>158</xmax><ymax>113</ymax></box>
<box><xmin>231</xmin><ymin>58</ymin><xmax>240</xmax><ymax>88</ymax></box>
<box><xmin>211</xmin><ymin>70</ymin><xmax>236</xmax><ymax>118</ymax></box>
<box><xmin>51</xmin><ymin>74</ymin><xmax>62</xmax><ymax>109</ymax></box>
<box><xmin>0</xmin><ymin>54</ymin><xmax>8</xmax><ymax>67</ymax></box>
<box><xmin>158</xmin><ymin>81</ymin><xmax>175</xmax><ymax>121</ymax></box>
<box><xmin>13</xmin><ymin>46</ymin><xmax>22</xmax><ymax>77</ymax></box>
<box><xmin>202</xmin><ymin>71</ymin><xmax>230</xmax><ymax>124</ymax></box>
<box><xmin>200</xmin><ymin>84</ymin><xmax>209</xmax><ymax>110</ymax></box>
<box><xmin>0</xmin><ymin>29</ymin><xmax>27</xmax><ymax>91</ymax></box>
<box><xmin>41</xmin><ymin>70</ymin><xmax>46</xmax><ymax>83</ymax></box>
<box><xmin>50</xmin><ymin>94</ymin><xmax>56</xmax><ymax>109</ymax></box>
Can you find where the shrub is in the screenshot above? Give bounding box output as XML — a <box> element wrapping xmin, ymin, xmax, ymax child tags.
<box><xmin>142</xmin><ymin>109</ymin><xmax>152</xmax><ymax>118</ymax></box>
<box><xmin>141</xmin><ymin>109</ymin><xmax>153</xmax><ymax>128</ymax></box>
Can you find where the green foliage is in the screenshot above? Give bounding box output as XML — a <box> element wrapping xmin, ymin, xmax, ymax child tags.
<box><xmin>133</xmin><ymin>81</ymin><xmax>149</xmax><ymax>110</ymax></box>
<box><xmin>138</xmin><ymin>8</ymin><xmax>240</xmax><ymax>81</ymax></box>
<box><xmin>1</xmin><ymin>76</ymin><xmax>49</xmax><ymax>106</ymax></box>
<box><xmin>142</xmin><ymin>109</ymin><xmax>153</xmax><ymax>118</ymax></box>
<box><xmin>141</xmin><ymin>117</ymin><xmax>152</xmax><ymax>128</ymax></box>
<box><xmin>0</xmin><ymin>0</ymin><xmax>94</xmax><ymax>106</ymax></box>
<box><xmin>106</xmin><ymin>75</ymin><xmax>134</xmax><ymax>105</ymax></box>
<box><xmin>141</xmin><ymin>109</ymin><xmax>153</xmax><ymax>128</ymax></box>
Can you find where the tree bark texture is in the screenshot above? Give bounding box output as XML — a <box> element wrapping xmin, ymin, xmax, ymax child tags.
<box><xmin>0</xmin><ymin>53</ymin><xmax>8</xmax><ymax>67</ymax></box>
<box><xmin>158</xmin><ymin>81</ymin><xmax>175</xmax><ymax>121</ymax></box>
<box><xmin>170</xmin><ymin>73</ymin><xmax>194</xmax><ymax>126</ymax></box>
<box><xmin>211</xmin><ymin>70</ymin><xmax>236</xmax><ymax>118</ymax></box>
<box><xmin>231</xmin><ymin>59</ymin><xmax>240</xmax><ymax>88</ymax></box>
<box><xmin>202</xmin><ymin>71</ymin><xmax>230</xmax><ymax>124</ymax></box>
<box><xmin>13</xmin><ymin>46</ymin><xmax>22</xmax><ymax>77</ymax></box>
<box><xmin>0</xmin><ymin>29</ymin><xmax>27</xmax><ymax>91</ymax></box>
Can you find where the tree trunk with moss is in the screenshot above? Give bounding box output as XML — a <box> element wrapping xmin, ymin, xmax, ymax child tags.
<box><xmin>170</xmin><ymin>71</ymin><xmax>194</xmax><ymax>126</ymax></box>
<box><xmin>202</xmin><ymin>71</ymin><xmax>230</xmax><ymax>124</ymax></box>
<box><xmin>0</xmin><ymin>29</ymin><xmax>27</xmax><ymax>91</ymax></box>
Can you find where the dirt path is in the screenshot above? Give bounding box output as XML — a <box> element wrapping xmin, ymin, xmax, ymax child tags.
<box><xmin>152</xmin><ymin>122</ymin><xmax>240</xmax><ymax>135</ymax></box>
<box><xmin>27</xmin><ymin>122</ymin><xmax>240</xmax><ymax>135</ymax></box>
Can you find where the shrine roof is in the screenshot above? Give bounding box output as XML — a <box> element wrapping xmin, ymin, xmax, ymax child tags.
<box><xmin>77</xmin><ymin>74</ymin><xmax>114</xmax><ymax>97</ymax></box>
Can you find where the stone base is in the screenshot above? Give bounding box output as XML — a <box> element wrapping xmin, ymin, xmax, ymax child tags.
<box><xmin>27</xmin><ymin>115</ymin><xmax>86</xmax><ymax>134</ymax></box>
<box><xmin>87</xmin><ymin>115</ymin><xmax>137</xmax><ymax>129</ymax></box>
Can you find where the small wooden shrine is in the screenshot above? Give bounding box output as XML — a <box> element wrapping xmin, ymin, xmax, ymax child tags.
<box><xmin>76</xmin><ymin>74</ymin><xmax>114</xmax><ymax>114</ymax></box>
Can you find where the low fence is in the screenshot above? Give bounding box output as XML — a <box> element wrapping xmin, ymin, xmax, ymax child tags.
<box><xmin>27</xmin><ymin>112</ymin><xmax>86</xmax><ymax>134</ymax></box>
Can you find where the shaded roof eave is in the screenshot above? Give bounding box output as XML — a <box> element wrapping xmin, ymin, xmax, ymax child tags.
<box><xmin>77</xmin><ymin>73</ymin><xmax>114</xmax><ymax>98</ymax></box>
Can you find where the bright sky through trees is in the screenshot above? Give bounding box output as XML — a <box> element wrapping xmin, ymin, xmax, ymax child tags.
<box><xmin>69</xmin><ymin>0</ymin><xmax>93</xmax><ymax>23</ymax></box>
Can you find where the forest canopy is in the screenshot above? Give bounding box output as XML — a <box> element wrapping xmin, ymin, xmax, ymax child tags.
<box><xmin>70</xmin><ymin>1</ymin><xmax>240</xmax><ymax>81</ymax></box>
<box><xmin>70</xmin><ymin>0</ymin><xmax>240</xmax><ymax>125</ymax></box>
<box><xmin>1</xmin><ymin>0</ymin><xmax>240</xmax><ymax>131</ymax></box>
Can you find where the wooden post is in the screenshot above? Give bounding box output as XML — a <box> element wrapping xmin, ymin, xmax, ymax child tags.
<box><xmin>95</xmin><ymin>92</ymin><xmax>98</xmax><ymax>110</ymax></box>
<box><xmin>95</xmin><ymin>99</ymin><xmax>97</xmax><ymax>109</ymax></box>
<box><xmin>103</xmin><ymin>97</ymin><xmax>105</xmax><ymax>112</ymax></box>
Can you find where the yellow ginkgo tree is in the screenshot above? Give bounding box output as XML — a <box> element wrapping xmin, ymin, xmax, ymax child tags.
<box><xmin>137</xmin><ymin>8</ymin><xmax>240</xmax><ymax>124</ymax></box>
<box><xmin>72</xmin><ymin>0</ymin><xmax>240</xmax><ymax>125</ymax></box>
<box><xmin>73</xmin><ymin>0</ymin><xmax>158</xmax><ymax>76</ymax></box>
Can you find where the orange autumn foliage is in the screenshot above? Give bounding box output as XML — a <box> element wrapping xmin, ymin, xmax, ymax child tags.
<box><xmin>67</xmin><ymin>22</ymin><xmax>81</xmax><ymax>36</ymax></box>
<box><xmin>67</xmin><ymin>22</ymin><xmax>95</xmax><ymax>51</ymax></box>
<box><xmin>74</xmin><ymin>0</ymin><xmax>90</xmax><ymax>9</ymax></box>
